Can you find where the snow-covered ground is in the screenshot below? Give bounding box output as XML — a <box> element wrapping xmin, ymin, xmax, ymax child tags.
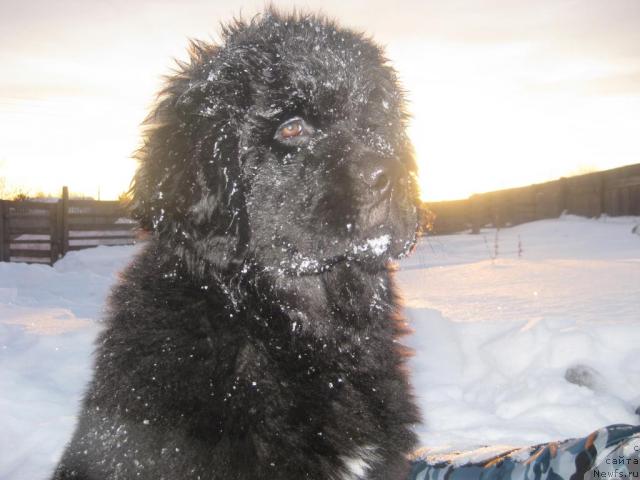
<box><xmin>1</xmin><ymin>215</ymin><xmax>639</xmax><ymax>479</ymax></box>
<box><xmin>399</xmin><ymin>215</ymin><xmax>640</xmax><ymax>451</ymax></box>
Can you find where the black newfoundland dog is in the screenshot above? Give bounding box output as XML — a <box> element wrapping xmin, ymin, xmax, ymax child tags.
<box><xmin>53</xmin><ymin>9</ymin><xmax>420</xmax><ymax>480</ymax></box>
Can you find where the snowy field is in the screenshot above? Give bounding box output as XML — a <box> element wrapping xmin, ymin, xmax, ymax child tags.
<box><xmin>1</xmin><ymin>215</ymin><xmax>639</xmax><ymax>479</ymax></box>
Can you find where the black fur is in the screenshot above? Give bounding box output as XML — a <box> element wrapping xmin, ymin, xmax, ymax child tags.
<box><xmin>52</xmin><ymin>9</ymin><xmax>421</xmax><ymax>480</ymax></box>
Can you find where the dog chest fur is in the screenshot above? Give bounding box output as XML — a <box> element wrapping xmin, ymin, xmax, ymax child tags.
<box><xmin>52</xmin><ymin>244</ymin><xmax>417</xmax><ymax>479</ymax></box>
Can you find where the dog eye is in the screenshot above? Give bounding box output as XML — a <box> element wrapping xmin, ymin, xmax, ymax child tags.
<box><xmin>281</xmin><ymin>120</ymin><xmax>303</xmax><ymax>138</ymax></box>
<box><xmin>274</xmin><ymin>117</ymin><xmax>313</xmax><ymax>142</ymax></box>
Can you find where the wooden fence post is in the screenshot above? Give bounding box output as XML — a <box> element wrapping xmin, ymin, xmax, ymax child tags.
<box><xmin>50</xmin><ymin>203</ymin><xmax>59</xmax><ymax>265</ymax></box>
<box><xmin>61</xmin><ymin>186</ymin><xmax>69</xmax><ymax>255</ymax></box>
<box><xmin>49</xmin><ymin>186</ymin><xmax>70</xmax><ymax>264</ymax></box>
<box><xmin>56</xmin><ymin>200</ymin><xmax>64</xmax><ymax>260</ymax></box>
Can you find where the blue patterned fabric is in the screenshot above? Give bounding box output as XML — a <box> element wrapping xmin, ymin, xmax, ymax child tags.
<box><xmin>408</xmin><ymin>424</ymin><xmax>640</xmax><ymax>480</ymax></box>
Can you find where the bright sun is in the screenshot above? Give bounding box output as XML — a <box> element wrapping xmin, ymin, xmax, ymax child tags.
<box><xmin>391</xmin><ymin>42</ymin><xmax>640</xmax><ymax>202</ymax></box>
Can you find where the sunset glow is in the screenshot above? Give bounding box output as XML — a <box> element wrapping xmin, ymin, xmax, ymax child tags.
<box><xmin>1</xmin><ymin>0</ymin><xmax>639</xmax><ymax>201</ymax></box>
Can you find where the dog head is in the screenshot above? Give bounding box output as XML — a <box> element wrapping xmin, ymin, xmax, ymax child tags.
<box><xmin>132</xmin><ymin>10</ymin><xmax>420</xmax><ymax>278</ymax></box>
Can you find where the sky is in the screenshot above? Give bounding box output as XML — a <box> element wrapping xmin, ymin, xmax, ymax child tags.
<box><xmin>1</xmin><ymin>0</ymin><xmax>639</xmax><ymax>201</ymax></box>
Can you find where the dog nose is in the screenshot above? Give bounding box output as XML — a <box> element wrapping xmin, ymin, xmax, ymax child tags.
<box><xmin>369</xmin><ymin>168</ymin><xmax>391</xmax><ymax>194</ymax></box>
<box><xmin>361</xmin><ymin>161</ymin><xmax>395</xmax><ymax>197</ymax></box>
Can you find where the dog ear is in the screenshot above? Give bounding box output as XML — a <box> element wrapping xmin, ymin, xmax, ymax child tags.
<box><xmin>130</xmin><ymin>40</ymin><xmax>253</xmax><ymax>276</ymax></box>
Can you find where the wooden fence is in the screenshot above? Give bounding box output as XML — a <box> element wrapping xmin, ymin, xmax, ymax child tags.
<box><xmin>425</xmin><ymin>163</ymin><xmax>640</xmax><ymax>235</ymax></box>
<box><xmin>0</xmin><ymin>187</ymin><xmax>138</xmax><ymax>265</ymax></box>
